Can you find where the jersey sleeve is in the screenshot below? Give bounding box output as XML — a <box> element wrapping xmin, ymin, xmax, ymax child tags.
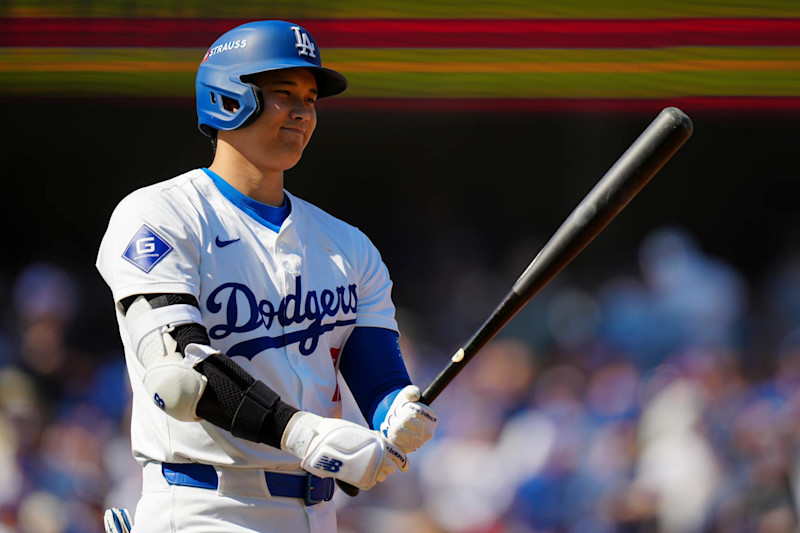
<box><xmin>96</xmin><ymin>189</ymin><xmax>203</xmax><ymax>304</ymax></box>
<box><xmin>353</xmin><ymin>231</ymin><xmax>398</xmax><ymax>332</ymax></box>
<box><xmin>338</xmin><ymin>326</ymin><xmax>411</xmax><ymax>428</ymax></box>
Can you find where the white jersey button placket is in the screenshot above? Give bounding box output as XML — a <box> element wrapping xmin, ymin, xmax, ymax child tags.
<box><xmin>275</xmin><ymin>229</ymin><xmax>306</xmax><ymax>385</ymax></box>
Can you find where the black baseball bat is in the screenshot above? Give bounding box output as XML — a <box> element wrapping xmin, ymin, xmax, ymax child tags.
<box><xmin>337</xmin><ymin>106</ymin><xmax>693</xmax><ymax>497</ymax></box>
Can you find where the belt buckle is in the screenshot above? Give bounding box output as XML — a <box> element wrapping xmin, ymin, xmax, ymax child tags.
<box><xmin>303</xmin><ymin>473</ymin><xmax>333</xmax><ymax>506</ymax></box>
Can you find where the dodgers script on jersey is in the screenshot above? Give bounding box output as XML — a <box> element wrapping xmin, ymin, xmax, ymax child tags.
<box><xmin>96</xmin><ymin>169</ymin><xmax>398</xmax><ymax>469</ymax></box>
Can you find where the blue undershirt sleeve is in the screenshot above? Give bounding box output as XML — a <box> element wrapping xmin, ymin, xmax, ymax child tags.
<box><xmin>338</xmin><ymin>327</ymin><xmax>412</xmax><ymax>430</ymax></box>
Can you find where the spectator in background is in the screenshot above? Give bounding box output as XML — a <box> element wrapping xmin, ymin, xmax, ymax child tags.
<box><xmin>0</xmin><ymin>262</ymin><xmax>136</xmax><ymax>532</ymax></box>
<box><xmin>598</xmin><ymin>226</ymin><xmax>748</xmax><ymax>369</ymax></box>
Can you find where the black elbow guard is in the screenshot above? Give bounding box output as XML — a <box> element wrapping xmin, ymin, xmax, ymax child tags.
<box><xmin>230</xmin><ymin>381</ymin><xmax>298</xmax><ymax>446</ymax></box>
<box><xmin>195</xmin><ymin>353</ymin><xmax>298</xmax><ymax>448</ymax></box>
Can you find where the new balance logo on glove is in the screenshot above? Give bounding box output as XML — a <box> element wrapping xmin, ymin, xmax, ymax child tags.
<box><xmin>314</xmin><ymin>456</ymin><xmax>344</xmax><ymax>473</ymax></box>
<box><xmin>386</xmin><ymin>445</ymin><xmax>407</xmax><ymax>469</ymax></box>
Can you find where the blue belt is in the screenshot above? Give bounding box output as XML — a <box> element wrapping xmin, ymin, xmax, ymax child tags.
<box><xmin>161</xmin><ymin>462</ymin><xmax>334</xmax><ymax>506</ymax></box>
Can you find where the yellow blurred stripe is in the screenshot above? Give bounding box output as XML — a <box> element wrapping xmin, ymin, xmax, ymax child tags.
<box><xmin>326</xmin><ymin>46</ymin><xmax>800</xmax><ymax>65</ymax></box>
<box><xmin>0</xmin><ymin>47</ymin><xmax>201</xmax><ymax>68</ymax></box>
<box><xmin>10</xmin><ymin>61</ymin><xmax>199</xmax><ymax>72</ymax></box>
<box><xmin>2</xmin><ymin>46</ymin><xmax>799</xmax><ymax>98</ymax></box>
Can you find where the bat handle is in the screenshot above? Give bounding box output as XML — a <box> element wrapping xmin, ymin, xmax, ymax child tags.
<box><xmin>335</xmin><ymin>390</ymin><xmax>435</xmax><ymax>497</ymax></box>
<box><xmin>336</xmin><ymin>479</ymin><xmax>361</xmax><ymax>496</ymax></box>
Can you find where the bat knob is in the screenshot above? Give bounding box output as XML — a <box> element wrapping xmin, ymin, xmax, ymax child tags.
<box><xmin>336</xmin><ymin>479</ymin><xmax>360</xmax><ymax>497</ymax></box>
<box><xmin>660</xmin><ymin>107</ymin><xmax>694</xmax><ymax>135</ymax></box>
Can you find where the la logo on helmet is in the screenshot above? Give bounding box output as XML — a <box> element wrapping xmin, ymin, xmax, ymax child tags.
<box><xmin>291</xmin><ymin>26</ymin><xmax>316</xmax><ymax>58</ymax></box>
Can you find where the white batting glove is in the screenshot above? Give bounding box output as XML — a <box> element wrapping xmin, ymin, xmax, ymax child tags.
<box><xmin>380</xmin><ymin>385</ymin><xmax>439</xmax><ymax>454</ymax></box>
<box><xmin>103</xmin><ymin>508</ymin><xmax>133</xmax><ymax>533</ymax></box>
<box><xmin>281</xmin><ymin>411</ymin><xmax>408</xmax><ymax>491</ymax></box>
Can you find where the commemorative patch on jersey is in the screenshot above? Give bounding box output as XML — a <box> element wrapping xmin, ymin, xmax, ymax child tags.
<box><xmin>122</xmin><ymin>225</ymin><xmax>173</xmax><ymax>273</ymax></box>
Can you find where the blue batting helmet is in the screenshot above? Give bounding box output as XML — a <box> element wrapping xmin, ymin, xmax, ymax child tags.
<box><xmin>196</xmin><ymin>20</ymin><xmax>348</xmax><ymax>136</ymax></box>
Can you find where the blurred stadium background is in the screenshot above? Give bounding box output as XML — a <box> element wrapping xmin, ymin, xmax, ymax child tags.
<box><xmin>2</xmin><ymin>1</ymin><xmax>800</xmax><ymax>532</ymax></box>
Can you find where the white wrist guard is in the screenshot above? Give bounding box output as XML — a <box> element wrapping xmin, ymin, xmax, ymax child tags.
<box><xmin>282</xmin><ymin>411</ymin><xmax>408</xmax><ymax>491</ymax></box>
<box><xmin>380</xmin><ymin>385</ymin><xmax>439</xmax><ymax>453</ymax></box>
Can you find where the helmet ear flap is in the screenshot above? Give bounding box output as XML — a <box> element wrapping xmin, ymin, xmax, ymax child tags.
<box><xmin>237</xmin><ymin>81</ymin><xmax>264</xmax><ymax>130</ymax></box>
<box><xmin>196</xmin><ymin>80</ymin><xmax>262</xmax><ymax>137</ymax></box>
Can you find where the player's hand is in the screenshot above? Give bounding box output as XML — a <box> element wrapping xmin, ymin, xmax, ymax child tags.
<box><xmin>380</xmin><ymin>385</ymin><xmax>438</xmax><ymax>453</ymax></box>
<box><xmin>281</xmin><ymin>411</ymin><xmax>407</xmax><ymax>491</ymax></box>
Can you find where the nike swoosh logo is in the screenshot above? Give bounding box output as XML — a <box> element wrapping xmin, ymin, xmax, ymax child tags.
<box><xmin>215</xmin><ymin>236</ymin><xmax>240</xmax><ymax>248</ymax></box>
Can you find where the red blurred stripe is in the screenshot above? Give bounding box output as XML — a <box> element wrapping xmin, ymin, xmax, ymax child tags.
<box><xmin>1</xmin><ymin>17</ymin><xmax>232</xmax><ymax>47</ymax></box>
<box><xmin>8</xmin><ymin>95</ymin><xmax>799</xmax><ymax>114</ymax></box>
<box><xmin>3</xmin><ymin>17</ymin><xmax>800</xmax><ymax>48</ymax></box>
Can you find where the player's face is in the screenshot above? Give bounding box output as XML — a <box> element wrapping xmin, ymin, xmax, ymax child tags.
<box><xmin>234</xmin><ymin>68</ymin><xmax>319</xmax><ymax>172</ymax></box>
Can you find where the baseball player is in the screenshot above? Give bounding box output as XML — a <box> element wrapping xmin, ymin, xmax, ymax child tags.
<box><xmin>96</xmin><ymin>20</ymin><xmax>438</xmax><ymax>532</ymax></box>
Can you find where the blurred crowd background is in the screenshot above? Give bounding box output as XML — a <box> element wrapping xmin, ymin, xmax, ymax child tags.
<box><xmin>3</xmin><ymin>224</ymin><xmax>800</xmax><ymax>533</ymax></box>
<box><xmin>2</xmin><ymin>1</ymin><xmax>800</xmax><ymax>532</ymax></box>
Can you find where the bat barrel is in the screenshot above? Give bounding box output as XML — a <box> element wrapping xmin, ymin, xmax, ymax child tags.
<box><xmin>513</xmin><ymin>106</ymin><xmax>693</xmax><ymax>297</ymax></box>
<box><xmin>422</xmin><ymin>107</ymin><xmax>693</xmax><ymax>405</ymax></box>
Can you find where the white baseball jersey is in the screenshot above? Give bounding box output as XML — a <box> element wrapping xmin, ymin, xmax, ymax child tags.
<box><xmin>96</xmin><ymin>168</ymin><xmax>398</xmax><ymax>470</ymax></box>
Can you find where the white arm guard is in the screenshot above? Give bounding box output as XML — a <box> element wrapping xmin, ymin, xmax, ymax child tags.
<box><xmin>380</xmin><ymin>385</ymin><xmax>439</xmax><ymax>454</ymax></box>
<box><xmin>281</xmin><ymin>411</ymin><xmax>408</xmax><ymax>491</ymax></box>
<box><xmin>123</xmin><ymin>296</ymin><xmax>211</xmax><ymax>421</ymax></box>
<box><xmin>142</xmin><ymin>351</ymin><xmax>208</xmax><ymax>422</ymax></box>
<box><xmin>124</xmin><ymin>296</ymin><xmax>204</xmax><ymax>367</ymax></box>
